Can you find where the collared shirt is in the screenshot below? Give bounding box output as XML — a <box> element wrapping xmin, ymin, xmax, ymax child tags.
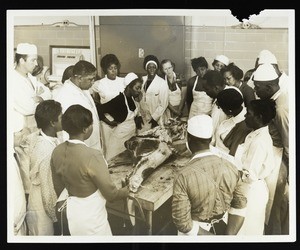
<box><xmin>172</xmin><ymin>152</ymin><xmax>247</xmax><ymax>234</ymax></box>
<box><xmin>54</xmin><ymin>80</ymin><xmax>101</xmax><ymax>151</ymax></box>
<box><xmin>241</xmin><ymin>126</ymin><xmax>275</xmax><ymax>181</ymax></box>
<box><xmin>215</xmin><ymin>107</ymin><xmax>247</xmax><ymax>154</ymax></box>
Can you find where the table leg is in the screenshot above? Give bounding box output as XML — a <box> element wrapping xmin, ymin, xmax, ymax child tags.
<box><xmin>145</xmin><ymin>210</ymin><xmax>153</xmax><ymax>235</ymax></box>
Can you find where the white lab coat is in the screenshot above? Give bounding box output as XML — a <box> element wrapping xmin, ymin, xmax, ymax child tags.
<box><xmin>54</xmin><ymin>80</ymin><xmax>102</xmax><ymax>151</ymax></box>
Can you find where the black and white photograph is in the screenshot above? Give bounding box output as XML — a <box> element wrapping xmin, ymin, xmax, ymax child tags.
<box><xmin>6</xmin><ymin>9</ymin><xmax>296</xmax><ymax>243</ymax></box>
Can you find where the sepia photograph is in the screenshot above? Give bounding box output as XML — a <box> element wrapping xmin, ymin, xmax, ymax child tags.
<box><xmin>6</xmin><ymin>9</ymin><xmax>296</xmax><ymax>243</ymax></box>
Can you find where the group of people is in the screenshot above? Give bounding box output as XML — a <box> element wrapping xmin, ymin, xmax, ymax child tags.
<box><xmin>12</xmin><ymin>42</ymin><xmax>289</xmax><ymax>237</ymax></box>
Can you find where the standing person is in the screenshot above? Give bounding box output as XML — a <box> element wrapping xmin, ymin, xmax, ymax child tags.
<box><xmin>90</xmin><ymin>54</ymin><xmax>125</xmax><ymax>157</ymax></box>
<box><xmin>221</xmin><ymin>63</ymin><xmax>255</xmax><ymax>107</ymax></box>
<box><xmin>51</xmin><ymin>65</ymin><xmax>74</xmax><ymax>99</ymax></box>
<box><xmin>54</xmin><ymin>60</ymin><xmax>101</xmax><ymax>151</ymax></box>
<box><xmin>172</xmin><ymin>114</ymin><xmax>248</xmax><ymax>235</ymax></box>
<box><xmin>25</xmin><ymin>100</ymin><xmax>63</xmax><ymax>235</ymax></box>
<box><xmin>212</xmin><ymin>55</ymin><xmax>229</xmax><ymax>72</ymax></box>
<box><xmin>95</xmin><ymin>72</ymin><xmax>143</xmax><ymax>161</ymax></box>
<box><xmin>252</xmin><ymin>63</ymin><xmax>289</xmax><ymax>235</ymax></box>
<box><xmin>160</xmin><ymin>59</ymin><xmax>187</xmax><ymax>120</ymax></box>
<box><xmin>186</xmin><ymin>57</ymin><xmax>213</xmax><ymax>119</ymax></box>
<box><xmin>235</xmin><ymin>99</ymin><xmax>277</xmax><ymax>235</ymax></box>
<box><xmin>13</xmin><ymin>43</ymin><xmax>52</xmax><ymax>197</ymax></box>
<box><xmin>51</xmin><ymin>104</ymin><xmax>130</xmax><ymax>235</ymax></box>
<box><xmin>138</xmin><ymin>55</ymin><xmax>169</xmax><ymax>133</ymax></box>
<box><xmin>202</xmin><ymin>70</ymin><xmax>242</xmax><ymax>145</ymax></box>
<box><xmin>215</xmin><ymin>88</ymin><xmax>252</xmax><ymax>156</ymax></box>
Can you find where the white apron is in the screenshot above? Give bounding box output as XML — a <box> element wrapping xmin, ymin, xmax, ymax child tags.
<box><xmin>164</xmin><ymin>81</ymin><xmax>182</xmax><ymax>121</ymax></box>
<box><xmin>188</xmin><ymin>76</ymin><xmax>213</xmax><ymax>119</ymax></box>
<box><xmin>106</xmin><ymin>94</ymin><xmax>138</xmax><ymax>161</ymax></box>
<box><xmin>66</xmin><ymin>190</ymin><xmax>112</xmax><ymax>236</ymax></box>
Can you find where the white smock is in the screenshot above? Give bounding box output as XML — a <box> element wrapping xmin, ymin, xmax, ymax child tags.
<box><xmin>105</xmin><ymin>93</ymin><xmax>138</xmax><ymax>161</ymax></box>
<box><xmin>188</xmin><ymin>76</ymin><xmax>213</xmax><ymax>119</ymax></box>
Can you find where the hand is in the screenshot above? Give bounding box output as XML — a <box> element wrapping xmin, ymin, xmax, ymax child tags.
<box><xmin>134</xmin><ymin>116</ymin><xmax>144</xmax><ymax>129</ymax></box>
<box><xmin>148</xmin><ymin>118</ymin><xmax>158</xmax><ymax>128</ymax></box>
<box><xmin>36</xmin><ymin>86</ymin><xmax>45</xmax><ymax>95</ymax></box>
<box><xmin>32</xmin><ymin>95</ymin><xmax>43</xmax><ymax>103</ymax></box>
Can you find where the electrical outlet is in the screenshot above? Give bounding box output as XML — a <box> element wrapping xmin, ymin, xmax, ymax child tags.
<box><xmin>138</xmin><ymin>48</ymin><xmax>144</xmax><ymax>58</ymax></box>
<box><xmin>62</xmin><ymin>20</ymin><xmax>70</xmax><ymax>26</ymax></box>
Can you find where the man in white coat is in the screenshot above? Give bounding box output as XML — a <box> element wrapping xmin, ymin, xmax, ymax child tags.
<box><xmin>54</xmin><ymin>60</ymin><xmax>102</xmax><ymax>151</ymax></box>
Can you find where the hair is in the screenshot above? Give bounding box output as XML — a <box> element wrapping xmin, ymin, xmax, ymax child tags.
<box><xmin>14</xmin><ymin>53</ymin><xmax>28</xmax><ymax>64</ymax></box>
<box><xmin>217</xmin><ymin>88</ymin><xmax>244</xmax><ymax>111</ymax></box>
<box><xmin>191</xmin><ymin>57</ymin><xmax>208</xmax><ymax>71</ymax></box>
<box><xmin>160</xmin><ymin>59</ymin><xmax>173</xmax><ymax>70</ymax></box>
<box><xmin>203</xmin><ymin>70</ymin><xmax>225</xmax><ymax>87</ymax></box>
<box><xmin>243</xmin><ymin>68</ymin><xmax>255</xmax><ymax>83</ymax></box>
<box><xmin>73</xmin><ymin>60</ymin><xmax>97</xmax><ymax>77</ymax></box>
<box><xmin>31</xmin><ymin>55</ymin><xmax>44</xmax><ymax>76</ymax></box>
<box><xmin>187</xmin><ymin>132</ymin><xmax>211</xmax><ymax>153</ymax></box>
<box><xmin>100</xmin><ymin>54</ymin><xmax>121</xmax><ymax>73</ymax></box>
<box><xmin>62</xmin><ymin>65</ymin><xmax>74</xmax><ymax>83</ymax></box>
<box><xmin>221</xmin><ymin>62</ymin><xmax>244</xmax><ymax>81</ymax></box>
<box><xmin>143</xmin><ymin>55</ymin><xmax>160</xmax><ymax>70</ymax></box>
<box><xmin>249</xmin><ymin>99</ymin><xmax>276</xmax><ymax>125</ymax></box>
<box><xmin>35</xmin><ymin>100</ymin><xmax>62</xmax><ymax>130</ymax></box>
<box><xmin>62</xmin><ymin>104</ymin><xmax>93</xmax><ymax>136</ymax></box>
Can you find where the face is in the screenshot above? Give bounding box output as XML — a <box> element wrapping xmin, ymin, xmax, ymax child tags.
<box><xmin>203</xmin><ymin>81</ymin><xmax>218</xmax><ymax>99</ymax></box>
<box><xmin>23</xmin><ymin>54</ymin><xmax>38</xmax><ymax>74</ymax></box>
<box><xmin>106</xmin><ymin>63</ymin><xmax>118</xmax><ymax>80</ymax></box>
<box><xmin>130</xmin><ymin>81</ymin><xmax>142</xmax><ymax>98</ymax></box>
<box><xmin>79</xmin><ymin>71</ymin><xmax>97</xmax><ymax>90</ymax></box>
<box><xmin>223</xmin><ymin>71</ymin><xmax>236</xmax><ymax>86</ymax></box>
<box><xmin>195</xmin><ymin>66</ymin><xmax>208</xmax><ymax>78</ymax></box>
<box><xmin>244</xmin><ymin>107</ymin><xmax>257</xmax><ymax>129</ymax></box>
<box><xmin>53</xmin><ymin>113</ymin><xmax>63</xmax><ymax>132</ymax></box>
<box><xmin>213</xmin><ymin>61</ymin><xmax>226</xmax><ymax>72</ymax></box>
<box><xmin>161</xmin><ymin>62</ymin><xmax>174</xmax><ymax>77</ymax></box>
<box><xmin>146</xmin><ymin>63</ymin><xmax>158</xmax><ymax>76</ymax></box>
<box><xmin>253</xmin><ymin>81</ymin><xmax>271</xmax><ymax>100</ymax></box>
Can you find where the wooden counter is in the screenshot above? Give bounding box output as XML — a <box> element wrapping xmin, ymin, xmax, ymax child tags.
<box><xmin>107</xmin><ymin>144</ymin><xmax>190</xmax><ymax>235</ymax></box>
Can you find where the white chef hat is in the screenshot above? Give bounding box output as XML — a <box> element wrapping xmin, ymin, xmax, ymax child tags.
<box><xmin>258</xmin><ymin>49</ymin><xmax>277</xmax><ymax>65</ymax></box>
<box><xmin>16</xmin><ymin>43</ymin><xmax>37</xmax><ymax>55</ymax></box>
<box><xmin>187</xmin><ymin>114</ymin><xmax>213</xmax><ymax>139</ymax></box>
<box><xmin>215</xmin><ymin>55</ymin><xmax>229</xmax><ymax>66</ymax></box>
<box><xmin>124</xmin><ymin>72</ymin><xmax>138</xmax><ymax>86</ymax></box>
<box><xmin>253</xmin><ymin>63</ymin><xmax>279</xmax><ymax>81</ymax></box>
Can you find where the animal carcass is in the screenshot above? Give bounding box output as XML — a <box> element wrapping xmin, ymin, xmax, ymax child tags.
<box><xmin>124</xmin><ymin>127</ymin><xmax>175</xmax><ymax>193</ymax></box>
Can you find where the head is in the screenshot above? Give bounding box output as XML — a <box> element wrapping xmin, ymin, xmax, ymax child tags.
<box><xmin>216</xmin><ymin>88</ymin><xmax>244</xmax><ymax>117</ymax></box>
<box><xmin>72</xmin><ymin>60</ymin><xmax>97</xmax><ymax>90</ymax></box>
<box><xmin>100</xmin><ymin>54</ymin><xmax>121</xmax><ymax>80</ymax></box>
<box><xmin>143</xmin><ymin>55</ymin><xmax>160</xmax><ymax>77</ymax></box>
<box><xmin>160</xmin><ymin>59</ymin><xmax>175</xmax><ymax>78</ymax></box>
<box><xmin>257</xmin><ymin>50</ymin><xmax>282</xmax><ymax>77</ymax></box>
<box><xmin>212</xmin><ymin>55</ymin><xmax>229</xmax><ymax>72</ymax></box>
<box><xmin>202</xmin><ymin>70</ymin><xmax>225</xmax><ymax>99</ymax></box>
<box><xmin>191</xmin><ymin>57</ymin><xmax>208</xmax><ymax>78</ymax></box>
<box><xmin>35</xmin><ymin>100</ymin><xmax>62</xmax><ymax>133</ymax></box>
<box><xmin>62</xmin><ymin>65</ymin><xmax>74</xmax><ymax>83</ymax></box>
<box><xmin>62</xmin><ymin>104</ymin><xmax>93</xmax><ymax>140</ymax></box>
<box><xmin>186</xmin><ymin>114</ymin><xmax>213</xmax><ymax>154</ymax></box>
<box><xmin>245</xmin><ymin>99</ymin><xmax>276</xmax><ymax>130</ymax></box>
<box><xmin>243</xmin><ymin>69</ymin><xmax>255</xmax><ymax>83</ymax></box>
<box><xmin>124</xmin><ymin>72</ymin><xmax>143</xmax><ymax>99</ymax></box>
<box><xmin>221</xmin><ymin>63</ymin><xmax>243</xmax><ymax>87</ymax></box>
<box><xmin>15</xmin><ymin>43</ymin><xmax>38</xmax><ymax>74</ymax></box>
<box><xmin>253</xmin><ymin>64</ymin><xmax>280</xmax><ymax>100</ymax></box>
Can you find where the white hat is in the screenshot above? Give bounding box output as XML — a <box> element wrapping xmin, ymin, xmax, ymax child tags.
<box><xmin>187</xmin><ymin>114</ymin><xmax>213</xmax><ymax>139</ymax></box>
<box><xmin>124</xmin><ymin>72</ymin><xmax>138</xmax><ymax>86</ymax></box>
<box><xmin>253</xmin><ymin>64</ymin><xmax>279</xmax><ymax>81</ymax></box>
<box><xmin>16</xmin><ymin>43</ymin><xmax>37</xmax><ymax>55</ymax></box>
<box><xmin>215</xmin><ymin>55</ymin><xmax>229</xmax><ymax>66</ymax></box>
<box><xmin>258</xmin><ymin>49</ymin><xmax>277</xmax><ymax>64</ymax></box>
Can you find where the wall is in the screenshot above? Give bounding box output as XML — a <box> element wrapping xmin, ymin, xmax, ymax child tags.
<box><xmin>14</xmin><ymin>24</ymin><xmax>289</xmax><ymax>80</ymax></box>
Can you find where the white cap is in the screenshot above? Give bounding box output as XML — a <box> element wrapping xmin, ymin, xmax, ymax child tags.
<box><xmin>187</xmin><ymin>114</ymin><xmax>213</xmax><ymax>139</ymax></box>
<box><xmin>258</xmin><ymin>49</ymin><xmax>277</xmax><ymax>64</ymax></box>
<box><xmin>16</xmin><ymin>43</ymin><xmax>37</xmax><ymax>55</ymax></box>
<box><xmin>253</xmin><ymin>64</ymin><xmax>279</xmax><ymax>81</ymax></box>
<box><xmin>124</xmin><ymin>72</ymin><xmax>138</xmax><ymax>86</ymax></box>
<box><xmin>215</xmin><ymin>55</ymin><xmax>229</xmax><ymax>66</ymax></box>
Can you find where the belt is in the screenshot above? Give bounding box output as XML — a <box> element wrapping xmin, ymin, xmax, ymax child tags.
<box><xmin>194</xmin><ymin>212</ymin><xmax>228</xmax><ymax>234</ymax></box>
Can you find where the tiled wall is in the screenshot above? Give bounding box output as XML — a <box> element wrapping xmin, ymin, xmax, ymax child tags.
<box><xmin>14</xmin><ymin>25</ymin><xmax>289</xmax><ymax>79</ymax></box>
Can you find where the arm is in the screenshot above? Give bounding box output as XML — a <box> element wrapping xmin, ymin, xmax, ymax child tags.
<box><xmin>151</xmin><ymin>78</ymin><xmax>169</xmax><ymax>121</ymax></box>
<box><xmin>185</xmin><ymin>78</ymin><xmax>194</xmax><ymax>112</ymax></box>
<box><xmin>95</xmin><ymin>99</ymin><xmax>119</xmax><ymax>127</ymax></box>
<box><xmin>88</xmin><ymin>154</ymin><xmax>129</xmax><ymax>201</ymax></box>
<box><xmin>172</xmin><ymin>174</ymin><xmax>194</xmax><ymax>234</ymax></box>
<box><xmin>50</xmin><ymin>156</ymin><xmax>65</xmax><ymax>197</ymax></box>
